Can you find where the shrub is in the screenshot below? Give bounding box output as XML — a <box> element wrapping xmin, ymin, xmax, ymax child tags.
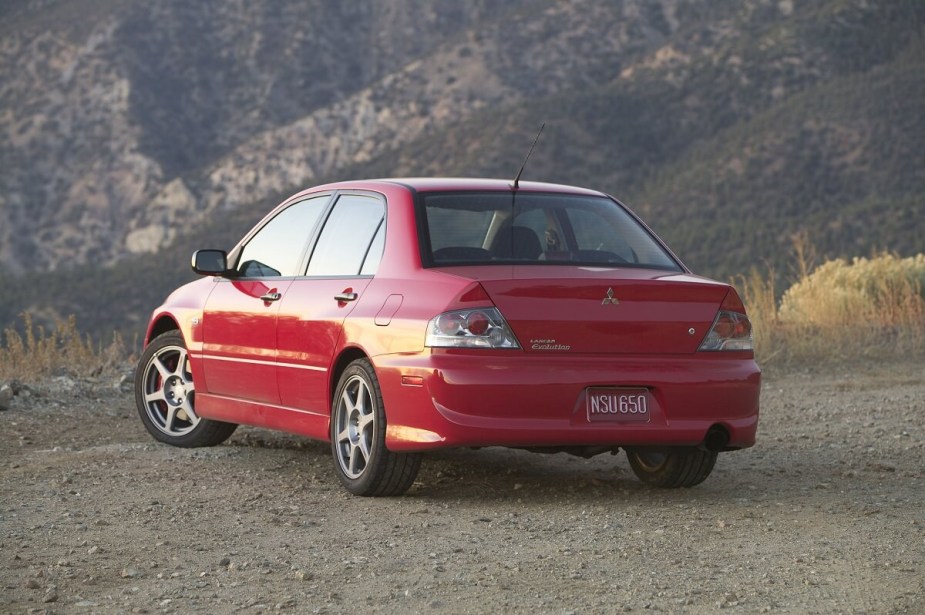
<box><xmin>778</xmin><ymin>253</ymin><xmax>925</xmax><ymax>328</ymax></box>
<box><xmin>0</xmin><ymin>313</ymin><xmax>129</xmax><ymax>381</ymax></box>
<box><xmin>741</xmin><ymin>251</ymin><xmax>925</xmax><ymax>364</ymax></box>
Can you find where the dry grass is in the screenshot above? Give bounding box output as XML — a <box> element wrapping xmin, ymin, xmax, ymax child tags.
<box><xmin>735</xmin><ymin>266</ymin><xmax>782</xmax><ymax>362</ymax></box>
<box><xmin>740</xmin><ymin>242</ymin><xmax>925</xmax><ymax>365</ymax></box>
<box><xmin>0</xmin><ymin>313</ymin><xmax>129</xmax><ymax>381</ymax></box>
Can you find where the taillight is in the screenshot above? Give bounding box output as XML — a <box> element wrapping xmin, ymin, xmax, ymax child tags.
<box><xmin>425</xmin><ymin>308</ymin><xmax>521</xmax><ymax>349</ymax></box>
<box><xmin>698</xmin><ymin>288</ymin><xmax>754</xmax><ymax>351</ymax></box>
<box><xmin>699</xmin><ymin>310</ymin><xmax>753</xmax><ymax>351</ymax></box>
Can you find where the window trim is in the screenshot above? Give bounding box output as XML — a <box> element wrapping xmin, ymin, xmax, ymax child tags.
<box><xmin>303</xmin><ymin>190</ymin><xmax>388</xmax><ymax>279</ymax></box>
<box><xmin>359</xmin><ymin>219</ymin><xmax>386</xmax><ymax>276</ymax></box>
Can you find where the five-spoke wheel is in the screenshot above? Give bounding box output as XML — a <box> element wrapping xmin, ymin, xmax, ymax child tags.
<box><xmin>135</xmin><ymin>331</ymin><xmax>237</xmax><ymax>447</ymax></box>
<box><xmin>331</xmin><ymin>359</ymin><xmax>421</xmax><ymax>496</ymax></box>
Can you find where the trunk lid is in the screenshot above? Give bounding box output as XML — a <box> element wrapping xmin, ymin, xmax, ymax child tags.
<box><xmin>443</xmin><ymin>265</ymin><xmax>729</xmax><ymax>355</ymax></box>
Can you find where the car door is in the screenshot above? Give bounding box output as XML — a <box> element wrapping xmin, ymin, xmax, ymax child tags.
<box><xmin>276</xmin><ymin>192</ymin><xmax>386</xmax><ymax>412</ymax></box>
<box><xmin>200</xmin><ymin>195</ymin><xmax>329</xmax><ymax>404</ymax></box>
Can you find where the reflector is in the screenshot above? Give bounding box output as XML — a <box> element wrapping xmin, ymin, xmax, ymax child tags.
<box><xmin>466</xmin><ymin>311</ymin><xmax>491</xmax><ymax>335</ymax></box>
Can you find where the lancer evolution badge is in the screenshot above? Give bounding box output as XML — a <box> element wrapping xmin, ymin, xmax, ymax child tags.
<box><xmin>602</xmin><ymin>287</ymin><xmax>620</xmax><ymax>305</ymax></box>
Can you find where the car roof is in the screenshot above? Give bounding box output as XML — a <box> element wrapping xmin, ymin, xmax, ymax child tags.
<box><xmin>308</xmin><ymin>177</ymin><xmax>607</xmax><ymax>197</ymax></box>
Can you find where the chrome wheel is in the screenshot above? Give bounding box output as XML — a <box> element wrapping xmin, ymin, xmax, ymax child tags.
<box><xmin>330</xmin><ymin>359</ymin><xmax>422</xmax><ymax>496</ymax></box>
<box><xmin>334</xmin><ymin>374</ymin><xmax>376</xmax><ymax>479</ymax></box>
<box><xmin>140</xmin><ymin>343</ymin><xmax>199</xmax><ymax>437</ymax></box>
<box><xmin>134</xmin><ymin>331</ymin><xmax>237</xmax><ymax>447</ymax></box>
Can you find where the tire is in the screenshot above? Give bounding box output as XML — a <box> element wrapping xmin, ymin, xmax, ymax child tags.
<box><xmin>135</xmin><ymin>331</ymin><xmax>237</xmax><ymax>447</ymax></box>
<box><xmin>625</xmin><ymin>446</ymin><xmax>717</xmax><ymax>488</ymax></box>
<box><xmin>330</xmin><ymin>359</ymin><xmax>422</xmax><ymax>496</ymax></box>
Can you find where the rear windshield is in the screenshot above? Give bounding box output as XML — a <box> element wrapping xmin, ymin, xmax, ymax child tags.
<box><xmin>419</xmin><ymin>192</ymin><xmax>682</xmax><ymax>271</ymax></box>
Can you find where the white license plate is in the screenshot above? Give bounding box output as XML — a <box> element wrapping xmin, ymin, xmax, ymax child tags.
<box><xmin>586</xmin><ymin>388</ymin><xmax>651</xmax><ymax>423</ymax></box>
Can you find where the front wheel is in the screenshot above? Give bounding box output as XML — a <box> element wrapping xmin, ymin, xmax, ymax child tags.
<box><xmin>135</xmin><ymin>331</ymin><xmax>237</xmax><ymax>447</ymax></box>
<box><xmin>625</xmin><ymin>447</ymin><xmax>717</xmax><ymax>488</ymax></box>
<box><xmin>331</xmin><ymin>359</ymin><xmax>421</xmax><ymax>496</ymax></box>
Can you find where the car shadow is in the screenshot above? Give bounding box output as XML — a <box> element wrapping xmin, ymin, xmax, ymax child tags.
<box><xmin>221</xmin><ymin>425</ymin><xmax>879</xmax><ymax>505</ymax></box>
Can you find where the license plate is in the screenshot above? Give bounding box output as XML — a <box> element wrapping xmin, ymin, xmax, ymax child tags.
<box><xmin>586</xmin><ymin>388</ymin><xmax>651</xmax><ymax>423</ymax></box>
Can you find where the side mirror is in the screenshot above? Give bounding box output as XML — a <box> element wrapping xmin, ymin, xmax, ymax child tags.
<box><xmin>191</xmin><ymin>249</ymin><xmax>230</xmax><ymax>276</ymax></box>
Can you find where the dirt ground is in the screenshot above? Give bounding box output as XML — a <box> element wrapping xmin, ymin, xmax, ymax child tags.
<box><xmin>1</xmin><ymin>359</ymin><xmax>923</xmax><ymax>614</ymax></box>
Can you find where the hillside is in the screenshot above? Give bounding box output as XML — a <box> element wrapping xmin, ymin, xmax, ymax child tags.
<box><xmin>1</xmin><ymin>0</ymin><xmax>923</xmax><ymax>341</ymax></box>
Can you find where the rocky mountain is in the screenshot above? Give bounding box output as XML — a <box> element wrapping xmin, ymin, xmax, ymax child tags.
<box><xmin>1</xmin><ymin>0</ymin><xmax>923</xmax><ymax>340</ymax></box>
<box><xmin>0</xmin><ymin>0</ymin><xmax>522</xmax><ymax>272</ymax></box>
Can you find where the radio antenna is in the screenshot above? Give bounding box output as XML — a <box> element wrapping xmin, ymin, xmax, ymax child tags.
<box><xmin>512</xmin><ymin>123</ymin><xmax>545</xmax><ymax>191</ymax></box>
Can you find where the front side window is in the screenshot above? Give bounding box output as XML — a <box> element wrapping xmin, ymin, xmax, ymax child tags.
<box><xmin>420</xmin><ymin>192</ymin><xmax>681</xmax><ymax>271</ymax></box>
<box><xmin>307</xmin><ymin>194</ymin><xmax>385</xmax><ymax>277</ymax></box>
<box><xmin>236</xmin><ymin>196</ymin><xmax>328</xmax><ymax>277</ymax></box>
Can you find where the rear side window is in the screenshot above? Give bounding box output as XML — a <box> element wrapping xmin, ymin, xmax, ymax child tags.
<box><xmin>307</xmin><ymin>194</ymin><xmax>385</xmax><ymax>276</ymax></box>
<box><xmin>360</xmin><ymin>223</ymin><xmax>386</xmax><ymax>276</ymax></box>
<box><xmin>420</xmin><ymin>192</ymin><xmax>681</xmax><ymax>271</ymax></box>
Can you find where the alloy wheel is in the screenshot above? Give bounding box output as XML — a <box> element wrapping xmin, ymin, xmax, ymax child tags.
<box><xmin>139</xmin><ymin>344</ymin><xmax>199</xmax><ymax>437</ymax></box>
<box><xmin>334</xmin><ymin>374</ymin><xmax>376</xmax><ymax>479</ymax></box>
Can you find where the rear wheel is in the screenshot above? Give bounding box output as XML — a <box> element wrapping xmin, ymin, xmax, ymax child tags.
<box><xmin>135</xmin><ymin>331</ymin><xmax>237</xmax><ymax>447</ymax></box>
<box><xmin>625</xmin><ymin>447</ymin><xmax>717</xmax><ymax>488</ymax></box>
<box><xmin>331</xmin><ymin>359</ymin><xmax>421</xmax><ymax>496</ymax></box>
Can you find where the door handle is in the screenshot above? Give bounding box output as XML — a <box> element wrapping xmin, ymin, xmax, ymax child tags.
<box><xmin>260</xmin><ymin>292</ymin><xmax>282</xmax><ymax>302</ymax></box>
<box><xmin>334</xmin><ymin>292</ymin><xmax>358</xmax><ymax>302</ymax></box>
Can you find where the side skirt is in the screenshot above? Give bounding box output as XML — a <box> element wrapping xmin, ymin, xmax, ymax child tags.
<box><xmin>197</xmin><ymin>393</ymin><xmax>330</xmax><ymax>442</ymax></box>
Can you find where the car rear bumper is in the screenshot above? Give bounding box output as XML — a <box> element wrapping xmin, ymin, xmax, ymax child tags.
<box><xmin>374</xmin><ymin>350</ymin><xmax>760</xmax><ymax>452</ymax></box>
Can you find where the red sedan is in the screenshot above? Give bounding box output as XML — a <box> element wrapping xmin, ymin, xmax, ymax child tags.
<box><xmin>135</xmin><ymin>178</ymin><xmax>759</xmax><ymax>496</ymax></box>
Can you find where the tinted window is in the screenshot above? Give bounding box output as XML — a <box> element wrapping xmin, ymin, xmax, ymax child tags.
<box><xmin>421</xmin><ymin>192</ymin><xmax>681</xmax><ymax>271</ymax></box>
<box><xmin>424</xmin><ymin>195</ymin><xmax>495</xmax><ymax>251</ymax></box>
<box><xmin>565</xmin><ymin>202</ymin><xmax>659</xmax><ymax>265</ymax></box>
<box><xmin>307</xmin><ymin>195</ymin><xmax>385</xmax><ymax>276</ymax></box>
<box><xmin>237</xmin><ymin>196</ymin><xmax>327</xmax><ymax>277</ymax></box>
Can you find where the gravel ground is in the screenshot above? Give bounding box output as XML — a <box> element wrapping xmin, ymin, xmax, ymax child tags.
<box><xmin>1</xmin><ymin>360</ymin><xmax>923</xmax><ymax>614</ymax></box>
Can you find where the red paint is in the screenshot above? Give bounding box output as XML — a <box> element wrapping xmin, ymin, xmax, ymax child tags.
<box><xmin>143</xmin><ymin>178</ymin><xmax>760</xmax><ymax>453</ymax></box>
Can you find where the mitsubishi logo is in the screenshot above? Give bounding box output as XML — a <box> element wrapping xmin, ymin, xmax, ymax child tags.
<box><xmin>602</xmin><ymin>287</ymin><xmax>620</xmax><ymax>305</ymax></box>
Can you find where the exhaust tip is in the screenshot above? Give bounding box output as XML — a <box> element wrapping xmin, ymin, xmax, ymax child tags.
<box><xmin>702</xmin><ymin>425</ymin><xmax>730</xmax><ymax>452</ymax></box>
